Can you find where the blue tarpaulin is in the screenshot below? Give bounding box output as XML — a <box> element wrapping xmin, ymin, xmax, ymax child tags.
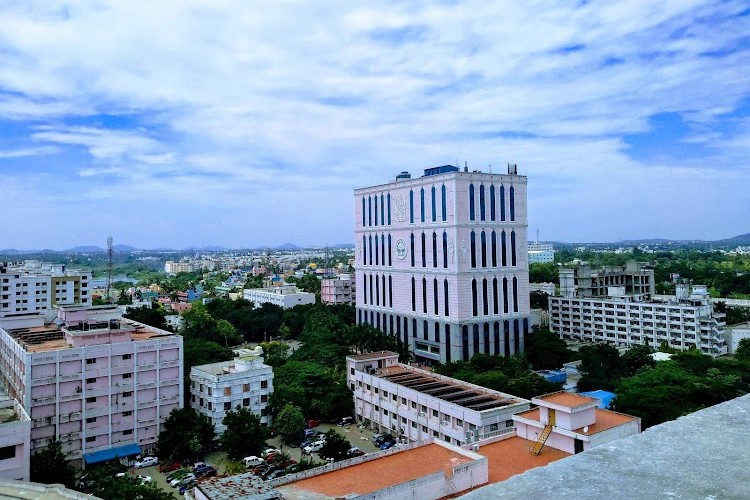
<box><xmin>84</xmin><ymin>443</ymin><xmax>142</xmax><ymax>465</ymax></box>
<box><xmin>579</xmin><ymin>390</ymin><xmax>616</xmax><ymax>409</ymax></box>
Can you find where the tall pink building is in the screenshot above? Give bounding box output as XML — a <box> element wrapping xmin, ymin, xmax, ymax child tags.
<box><xmin>0</xmin><ymin>305</ymin><xmax>183</xmax><ymax>466</ymax></box>
<box><xmin>354</xmin><ymin>165</ymin><xmax>530</xmax><ymax>363</ymax></box>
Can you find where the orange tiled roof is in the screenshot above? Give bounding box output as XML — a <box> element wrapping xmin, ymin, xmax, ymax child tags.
<box><xmin>536</xmin><ymin>392</ymin><xmax>597</xmax><ymax>408</ymax></box>
<box><xmin>479</xmin><ymin>436</ymin><xmax>570</xmax><ymax>484</ymax></box>
<box><xmin>518</xmin><ymin>407</ymin><xmax>637</xmax><ymax>436</ymax></box>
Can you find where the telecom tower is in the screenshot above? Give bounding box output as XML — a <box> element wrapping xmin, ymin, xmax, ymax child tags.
<box><xmin>106</xmin><ymin>236</ymin><xmax>114</xmax><ymax>302</ymax></box>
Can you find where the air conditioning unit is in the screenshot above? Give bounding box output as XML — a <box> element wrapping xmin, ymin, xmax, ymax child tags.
<box><xmin>418</xmin><ymin>411</ymin><xmax>426</xmax><ymax>417</ymax></box>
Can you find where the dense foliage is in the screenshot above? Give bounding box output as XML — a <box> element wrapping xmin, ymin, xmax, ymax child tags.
<box><xmin>318</xmin><ymin>429</ymin><xmax>351</xmax><ymax>462</ymax></box>
<box><xmin>524</xmin><ymin>329</ymin><xmax>577</xmax><ymax>370</ymax></box>
<box><xmin>80</xmin><ymin>464</ymin><xmax>174</xmax><ymax>500</ymax></box>
<box><xmin>275</xmin><ymin>403</ymin><xmax>306</xmax><ymax>444</ymax></box>
<box><xmin>30</xmin><ymin>439</ymin><xmax>76</xmax><ymax>489</ymax></box>
<box><xmin>123</xmin><ymin>305</ymin><xmax>169</xmax><ymax>331</ymax></box>
<box><xmin>156</xmin><ymin>407</ymin><xmax>216</xmax><ymax>462</ymax></box>
<box><xmin>220</xmin><ymin>407</ymin><xmax>269</xmax><ymax>459</ymax></box>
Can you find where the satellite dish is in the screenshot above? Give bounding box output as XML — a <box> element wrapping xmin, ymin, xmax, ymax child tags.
<box><xmin>583</xmin><ymin>426</ymin><xmax>589</xmax><ymax>433</ymax></box>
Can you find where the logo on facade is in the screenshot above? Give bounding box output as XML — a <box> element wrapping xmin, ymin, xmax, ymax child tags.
<box><xmin>394</xmin><ymin>194</ymin><xmax>407</xmax><ymax>222</ymax></box>
<box><xmin>396</xmin><ymin>239</ymin><xmax>407</xmax><ymax>259</ymax></box>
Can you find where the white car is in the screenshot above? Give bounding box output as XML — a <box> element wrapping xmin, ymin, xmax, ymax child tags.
<box><xmin>244</xmin><ymin>456</ymin><xmax>263</xmax><ymax>468</ymax></box>
<box><xmin>261</xmin><ymin>448</ymin><xmax>280</xmax><ymax>458</ymax></box>
<box><xmin>136</xmin><ymin>475</ymin><xmax>152</xmax><ymax>484</ymax></box>
<box><xmin>134</xmin><ymin>456</ymin><xmax>159</xmax><ymax>468</ymax></box>
<box><xmin>303</xmin><ymin>441</ymin><xmax>324</xmax><ymax>454</ymax></box>
<box><xmin>171</xmin><ymin>473</ymin><xmax>195</xmax><ymax>487</ymax></box>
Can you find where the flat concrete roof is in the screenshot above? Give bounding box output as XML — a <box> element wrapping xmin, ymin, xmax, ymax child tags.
<box><xmin>516</xmin><ymin>407</ymin><xmax>638</xmax><ymax>436</ymax></box>
<box><xmin>464</xmin><ymin>394</ymin><xmax>750</xmax><ymax>499</ymax></box>
<box><xmin>276</xmin><ymin>443</ymin><xmax>475</xmax><ymax>499</ymax></box>
<box><xmin>478</xmin><ymin>436</ymin><xmax>570</xmax><ymax>484</ymax></box>
<box><xmin>533</xmin><ymin>391</ymin><xmax>597</xmax><ymax>409</ymax></box>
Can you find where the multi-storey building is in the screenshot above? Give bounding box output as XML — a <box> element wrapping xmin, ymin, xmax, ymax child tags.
<box><xmin>189</xmin><ymin>356</ymin><xmax>273</xmax><ymax>434</ymax></box>
<box><xmin>0</xmin><ymin>396</ymin><xmax>30</xmax><ymax>481</ymax></box>
<box><xmin>0</xmin><ymin>305</ymin><xmax>183</xmax><ymax>465</ymax></box>
<box><xmin>243</xmin><ymin>284</ymin><xmax>316</xmax><ymax>309</ymax></box>
<box><xmin>321</xmin><ymin>274</ymin><xmax>355</xmax><ymax>305</ymax></box>
<box><xmin>549</xmin><ymin>265</ymin><xmax>727</xmax><ymax>356</ymax></box>
<box><xmin>354</xmin><ymin>164</ymin><xmax>531</xmax><ymax>363</ymax></box>
<box><xmin>527</xmin><ymin>242</ymin><xmax>555</xmax><ymax>264</ymax></box>
<box><xmin>347</xmin><ymin>351</ymin><xmax>530</xmax><ymax>446</ymax></box>
<box><xmin>0</xmin><ymin>261</ymin><xmax>91</xmax><ymax>326</ymax></box>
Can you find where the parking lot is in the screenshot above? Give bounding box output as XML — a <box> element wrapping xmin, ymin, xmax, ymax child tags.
<box><xmin>266</xmin><ymin>423</ymin><xmax>385</xmax><ymax>463</ymax></box>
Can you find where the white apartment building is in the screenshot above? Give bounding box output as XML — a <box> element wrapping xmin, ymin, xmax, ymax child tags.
<box><xmin>527</xmin><ymin>242</ymin><xmax>555</xmax><ymax>264</ymax></box>
<box><xmin>529</xmin><ymin>283</ymin><xmax>556</xmax><ymax>296</ymax></box>
<box><xmin>321</xmin><ymin>274</ymin><xmax>355</xmax><ymax>306</ymax></box>
<box><xmin>0</xmin><ymin>397</ymin><xmax>31</xmax><ymax>481</ymax></box>
<box><xmin>0</xmin><ymin>305</ymin><xmax>183</xmax><ymax>466</ymax></box>
<box><xmin>243</xmin><ymin>284</ymin><xmax>316</xmax><ymax>309</ymax></box>
<box><xmin>347</xmin><ymin>352</ymin><xmax>530</xmax><ymax>446</ymax></box>
<box><xmin>549</xmin><ymin>264</ymin><xmax>727</xmax><ymax>356</ymax></box>
<box><xmin>189</xmin><ymin>357</ymin><xmax>273</xmax><ymax>434</ymax></box>
<box><xmin>0</xmin><ymin>261</ymin><xmax>91</xmax><ymax>325</ymax></box>
<box><xmin>354</xmin><ymin>164</ymin><xmax>531</xmax><ymax>364</ymax></box>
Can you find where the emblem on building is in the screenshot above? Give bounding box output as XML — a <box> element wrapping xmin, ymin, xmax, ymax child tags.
<box><xmin>396</xmin><ymin>238</ymin><xmax>407</xmax><ymax>259</ymax></box>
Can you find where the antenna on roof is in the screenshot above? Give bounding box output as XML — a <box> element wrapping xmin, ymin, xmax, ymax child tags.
<box><xmin>106</xmin><ymin>235</ymin><xmax>113</xmax><ymax>303</ymax></box>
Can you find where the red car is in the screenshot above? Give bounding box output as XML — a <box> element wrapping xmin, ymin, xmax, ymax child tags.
<box><xmin>307</xmin><ymin>419</ymin><xmax>320</xmax><ymax>428</ymax></box>
<box><xmin>158</xmin><ymin>462</ymin><xmax>181</xmax><ymax>473</ymax></box>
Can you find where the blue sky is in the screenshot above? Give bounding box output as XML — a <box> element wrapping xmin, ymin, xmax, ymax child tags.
<box><xmin>0</xmin><ymin>1</ymin><xmax>748</xmax><ymax>249</ymax></box>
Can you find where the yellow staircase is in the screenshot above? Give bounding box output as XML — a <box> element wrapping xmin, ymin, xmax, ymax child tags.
<box><xmin>530</xmin><ymin>424</ymin><xmax>553</xmax><ymax>456</ymax></box>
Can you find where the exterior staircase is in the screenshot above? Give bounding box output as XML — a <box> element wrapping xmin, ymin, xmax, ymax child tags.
<box><xmin>530</xmin><ymin>424</ymin><xmax>553</xmax><ymax>456</ymax></box>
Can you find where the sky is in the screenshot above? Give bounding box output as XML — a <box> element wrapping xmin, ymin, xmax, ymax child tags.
<box><xmin>0</xmin><ymin>1</ymin><xmax>749</xmax><ymax>250</ymax></box>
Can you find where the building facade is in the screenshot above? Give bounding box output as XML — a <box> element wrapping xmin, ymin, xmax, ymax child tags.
<box><xmin>0</xmin><ymin>261</ymin><xmax>91</xmax><ymax>324</ymax></box>
<box><xmin>0</xmin><ymin>398</ymin><xmax>30</xmax><ymax>481</ymax></box>
<box><xmin>527</xmin><ymin>242</ymin><xmax>555</xmax><ymax>264</ymax></box>
<box><xmin>549</xmin><ymin>265</ymin><xmax>727</xmax><ymax>356</ymax></box>
<box><xmin>347</xmin><ymin>352</ymin><xmax>530</xmax><ymax>446</ymax></box>
<box><xmin>0</xmin><ymin>305</ymin><xmax>183</xmax><ymax>465</ymax></box>
<box><xmin>354</xmin><ymin>165</ymin><xmax>531</xmax><ymax>363</ymax></box>
<box><xmin>189</xmin><ymin>356</ymin><xmax>274</xmax><ymax>434</ymax></box>
<box><xmin>321</xmin><ymin>274</ymin><xmax>355</xmax><ymax>305</ymax></box>
<box><xmin>243</xmin><ymin>285</ymin><xmax>316</xmax><ymax>309</ymax></box>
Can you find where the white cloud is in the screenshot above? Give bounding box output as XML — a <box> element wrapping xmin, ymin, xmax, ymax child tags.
<box><xmin>0</xmin><ymin>146</ymin><xmax>59</xmax><ymax>158</ymax></box>
<box><xmin>0</xmin><ymin>0</ymin><xmax>748</xmax><ymax>247</ymax></box>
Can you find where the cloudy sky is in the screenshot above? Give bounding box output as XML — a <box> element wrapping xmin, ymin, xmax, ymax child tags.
<box><xmin>0</xmin><ymin>1</ymin><xmax>748</xmax><ymax>249</ymax></box>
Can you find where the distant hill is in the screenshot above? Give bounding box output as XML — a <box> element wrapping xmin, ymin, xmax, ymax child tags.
<box><xmin>65</xmin><ymin>246</ymin><xmax>106</xmax><ymax>252</ymax></box>
<box><xmin>719</xmin><ymin>233</ymin><xmax>750</xmax><ymax>245</ymax></box>
<box><xmin>114</xmin><ymin>244</ymin><xmax>139</xmax><ymax>252</ymax></box>
<box><xmin>277</xmin><ymin>243</ymin><xmax>300</xmax><ymax>250</ymax></box>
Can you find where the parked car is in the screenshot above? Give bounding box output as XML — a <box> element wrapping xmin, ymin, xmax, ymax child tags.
<box><xmin>158</xmin><ymin>462</ymin><xmax>181</xmax><ymax>473</ymax></box>
<box><xmin>372</xmin><ymin>433</ymin><xmax>389</xmax><ymax>444</ymax></box>
<box><xmin>373</xmin><ymin>434</ymin><xmax>393</xmax><ymax>447</ymax></box>
<box><xmin>251</xmin><ymin>465</ymin><xmax>271</xmax><ymax>476</ymax></box>
<box><xmin>303</xmin><ymin>441</ymin><xmax>324</xmax><ymax>455</ymax></box>
<box><xmin>260</xmin><ymin>466</ymin><xmax>281</xmax><ymax>480</ymax></box>
<box><xmin>166</xmin><ymin>469</ymin><xmax>191</xmax><ymax>482</ymax></box>
<box><xmin>179</xmin><ymin>481</ymin><xmax>196</xmax><ymax>494</ymax></box>
<box><xmin>379</xmin><ymin>440</ymin><xmax>396</xmax><ymax>450</ymax></box>
<box><xmin>306</xmin><ymin>419</ymin><xmax>320</xmax><ymax>428</ymax></box>
<box><xmin>192</xmin><ymin>462</ymin><xmax>207</xmax><ymax>471</ymax></box>
<box><xmin>244</xmin><ymin>456</ymin><xmax>263</xmax><ymax>468</ymax></box>
<box><xmin>171</xmin><ymin>473</ymin><xmax>196</xmax><ymax>487</ymax></box>
<box><xmin>303</xmin><ymin>428</ymin><xmax>317</xmax><ymax>437</ymax></box>
<box><xmin>266</xmin><ymin>469</ymin><xmax>286</xmax><ymax>480</ymax></box>
<box><xmin>134</xmin><ymin>456</ymin><xmax>159</xmax><ymax>468</ymax></box>
<box><xmin>347</xmin><ymin>447</ymin><xmax>364</xmax><ymax>457</ymax></box>
<box><xmin>136</xmin><ymin>475</ymin><xmax>152</xmax><ymax>484</ymax></box>
<box><xmin>261</xmin><ymin>448</ymin><xmax>280</xmax><ymax>458</ymax></box>
<box><xmin>338</xmin><ymin>416</ymin><xmax>355</xmax><ymax>426</ymax></box>
<box><xmin>195</xmin><ymin>466</ymin><xmax>217</xmax><ymax>479</ymax></box>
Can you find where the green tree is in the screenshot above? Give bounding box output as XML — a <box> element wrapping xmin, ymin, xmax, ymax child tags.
<box><xmin>260</xmin><ymin>341</ymin><xmax>291</xmax><ymax>367</ymax></box>
<box><xmin>736</xmin><ymin>338</ymin><xmax>750</xmax><ymax>360</ymax></box>
<box><xmin>30</xmin><ymin>439</ymin><xmax>76</xmax><ymax>489</ymax></box>
<box><xmin>116</xmin><ymin>289</ymin><xmax>132</xmax><ymax>305</ymax></box>
<box><xmin>529</xmin><ymin>263</ymin><xmax>559</xmax><ymax>283</ymax></box>
<box><xmin>123</xmin><ymin>305</ymin><xmax>168</xmax><ymax>331</ymax></box>
<box><xmin>577</xmin><ymin>344</ymin><xmax>623</xmax><ymax>391</ymax></box>
<box><xmin>157</xmin><ymin>408</ymin><xmax>216</xmax><ymax>461</ymax></box>
<box><xmin>275</xmin><ymin>404</ymin><xmax>306</xmax><ymax>444</ymax></box>
<box><xmin>318</xmin><ymin>429</ymin><xmax>351</xmax><ymax>462</ymax></box>
<box><xmin>216</xmin><ymin>319</ymin><xmax>243</xmax><ymax>347</ymax></box>
<box><xmin>524</xmin><ymin>329</ymin><xmax>576</xmax><ymax>370</ymax></box>
<box><xmin>84</xmin><ymin>464</ymin><xmax>174</xmax><ymax>500</ymax></box>
<box><xmin>529</xmin><ymin>290</ymin><xmax>550</xmax><ymax>310</ymax></box>
<box><xmin>220</xmin><ymin>407</ymin><xmax>269</xmax><ymax>460</ymax></box>
<box><xmin>297</xmin><ymin>273</ymin><xmax>321</xmax><ymax>295</ymax></box>
<box><xmin>621</xmin><ymin>344</ymin><xmax>656</xmax><ymax>377</ymax></box>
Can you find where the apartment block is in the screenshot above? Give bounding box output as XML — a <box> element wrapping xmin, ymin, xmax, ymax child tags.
<box><xmin>243</xmin><ymin>284</ymin><xmax>316</xmax><ymax>309</ymax></box>
<box><xmin>549</xmin><ymin>264</ymin><xmax>727</xmax><ymax>356</ymax></box>
<box><xmin>189</xmin><ymin>356</ymin><xmax>274</xmax><ymax>434</ymax></box>
<box><xmin>527</xmin><ymin>242</ymin><xmax>555</xmax><ymax>264</ymax></box>
<box><xmin>0</xmin><ymin>397</ymin><xmax>30</xmax><ymax>481</ymax></box>
<box><xmin>347</xmin><ymin>352</ymin><xmax>530</xmax><ymax>446</ymax></box>
<box><xmin>354</xmin><ymin>164</ymin><xmax>531</xmax><ymax>363</ymax></box>
<box><xmin>0</xmin><ymin>261</ymin><xmax>91</xmax><ymax>325</ymax></box>
<box><xmin>321</xmin><ymin>274</ymin><xmax>355</xmax><ymax>305</ymax></box>
<box><xmin>0</xmin><ymin>305</ymin><xmax>183</xmax><ymax>465</ymax></box>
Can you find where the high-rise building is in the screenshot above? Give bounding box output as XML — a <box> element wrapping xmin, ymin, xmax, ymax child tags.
<box><xmin>354</xmin><ymin>164</ymin><xmax>531</xmax><ymax>363</ymax></box>
<box><xmin>0</xmin><ymin>261</ymin><xmax>91</xmax><ymax>326</ymax></box>
<box><xmin>0</xmin><ymin>305</ymin><xmax>183</xmax><ymax>466</ymax></box>
<box><xmin>321</xmin><ymin>274</ymin><xmax>355</xmax><ymax>305</ymax></box>
<box><xmin>527</xmin><ymin>241</ymin><xmax>555</xmax><ymax>264</ymax></box>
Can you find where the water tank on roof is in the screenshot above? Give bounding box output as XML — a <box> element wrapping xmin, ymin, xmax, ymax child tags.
<box><xmin>396</xmin><ymin>171</ymin><xmax>411</xmax><ymax>181</ymax></box>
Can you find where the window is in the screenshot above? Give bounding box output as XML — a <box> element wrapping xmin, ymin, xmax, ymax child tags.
<box><xmin>375</xmin><ymin>234</ymin><xmax>379</xmax><ymax>266</ymax></box>
<box><xmin>501</xmin><ymin>231</ymin><xmax>507</xmax><ymax>266</ymax></box>
<box><xmin>472</xmin><ymin>279</ymin><xmax>478</xmax><ymax>316</ymax></box>
<box><xmin>479</xmin><ymin>184</ymin><xmax>486</xmax><ymax>221</ymax></box>
<box><xmin>489</xmin><ymin>185</ymin><xmax>496</xmax><ymax>221</ymax></box>
<box><xmin>362</xmin><ymin>196</ymin><xmax>366</xmax><ymax>227</ymax></box>
<box><xmin>375</xmin><ymin>197</ymin><xmax>380</xmax><ymax>225</ymax></box>
<box><xmin>86</xmin><ymin>417</ymin><xmax>96</xmax><ymax>423</ymax></box>
<box><xmin>470</xmin><ymin>231</ymin><xmax>476</xmax><ymax>268</ymax></box>
<box><xmin>123</xmin><ymin>411</ymin><xmax>132</xmax><ymax>417</ymax></box>
<box><xmin>207</xmin><ymin>387</ymin><xmax>212</xmax><ymax>396</ymax></box>
<box><xmin>513</xmin><ymin>277</ymin><xmax>519</xmax><ymax>313</ymax></box>
<box><xmin>491</xmin><ymin>231</ymin><xmax>497</xmax><ymax>267</ymax></box>
<box><xmin>86</xmin><ymin>378</ymin><xmax>96</xmax><ymax>384</ymax></box>
<box><xmin>85</xmin><ymin>397</ymin><xmax>96</xmax><ymax>403</ymax></box>
<box><xmin>85</xmin><ymin>358</ymin><xmax>96</xmax><ymax>365</ymax></box>
<box><xmin>122</xmin><ymin>373</ymin><xmax>132</xmax><ymax>379</ymax></box>
<box><xmin>432</xmin><ymin>232</ymin><xmax>438</xmax><ymax>268</ymax></box>
<box><xmin>431</xmin><ymin>185</ymin><xmax>437</xmax><ymax>222</ymax></box>
<box><xmin>433</xmin><ymin>279</ymin><xmax>439</xmax><ymax>314</ymax></box>
<box><xmin>208</xmin><ymin>402</ymin><xmax>213</xmax><ymax>410</ymax></box>
<box><xmin>243</xmin><ymin>383</ymin><xmax>251</xmax><ymax>392</ymax></box>
<box><xmin>243</xmin><ymin>398</ymin><xmax>250</xmax><ymax>406</ymax></box>
<box><xmin>368</xmin><ymin>235</ymin><xmax>373</xmax><ymax>265</ymax></box>
<box><xmin>123</xmin><ymin>429</ymin><xmax>133</xmax><ymax>436</ymax></box>
<box><xmin>86</xmin><ymin>436</ymin><xmax>96</xmax><ymax>443</ymax></box>
<box><xmin>387</xmin><ymin>193</ymin><xmax>391</xmax><ymax>225</ymax></box>
<box><xmin>224</xmin><ymin>402</ymin><xmax>231</xmax><ymax>411</ymax></box>
<box><xmin>368</xmin><ymin>196</ymin><xmax>372</xmax><ymax>226</ymax></box>
<box><xmin>500</xmin><ymin>185</ymin><xmax>506</xmax><ymax>220</ymax></box>
<box><xmin>410</xmin><ymin>233</ymin><xmax>415</xmax><ymax>267</ymax></box>
<box><xmin>123</xmin><ymin>391</ymin><xmax>133</xmax><ymax>397</ymax></box>
<box><xmin>434</xmin><ymin>321</ymin><xmax>440</xmax><ymax>343</ymax></box>
<box><xmin>483</xmin><ymin>279</ymin><xmax>489</xmax><ymax>315</ymax></box>
<box><xmin>503</xmin><ymin>278</ymin><xmax>509</xmax><ymax>313</ymax></box>
<box><xmin>511</xmin><ymin>230</ymin><xmax>517</xmax><ymax>266</ymax></box>
<box><xmin>493</xmin><ymin>278</ymin><xmax>499</xmax><ymax>314</ymax></box>
<box><xmin>421</xmin><ymin>233</ymin><xmax>426</xmax><ymax>267</ymax></box>
<box><xmin>481</xmin><ymin>231</ymin><xmax>487</xmax><ymax>267</ymax></box>
<box><xmin>444</xmin><ymin>280</ymin><xmax>450</xmax><ymax>316</ymax></box>
<box><xmin>469</xmin><ymin>184</ymin><xmax>475</xmax><ymax>220</ymax></box>
<box><xmin>409</xmin><ymin>189</ymin><xmax>414</xmax><ymax>223</ymax></box>
<box><xmin>389</xmin><ymin>276</ymin><xmax>393</xmax><ymax>308</ymax></box>
<box><xmin>388</xmin><ymin>234</ymin><xmax>392</xmax><ymax>266</ymax></box>
<box><xmin>122</xmin><ymin>354</ymin><xmax>132</xmax><ymax>360</ymax></box>
<box><xmin>381</xmin><ymin>193</ymin><xmax>385</xmax><ymax>226</ymax></box>
<box><xmin>442</xmin><ymin>231</ymin><xmax>448</xmax><ymax>268</ymax></box>
<box><xmin>441</xmin><ymin>185</ymin><xmax>447</xmax><ymax>221</ymax></box>
<box><xmin>422</xmin><ymin>278</ymin><xmax>427</xmax><ymax>314</ymax></box>
<box><xmin>509</xmin><ymin>186</ymin><xmax>515</xmax><ymax>221</ymax></box>
<box><xmin>420</xmin><ymin>187</ymin><xmax>425</xmax><ymax>222</ymax></box>
<box><xmin>411</xmin><ymin>401</ymin><xmax>417</xmax><ymax>409</ymax></box>
<box><xmin>411</xmin><ymin>277</ymin><xmax>416</xmax><ymax>311</ymax></box>
<box><xmin>224</xmin><ymin>387</ymin><xmax>231</xmax><ymax>396</ymax></box>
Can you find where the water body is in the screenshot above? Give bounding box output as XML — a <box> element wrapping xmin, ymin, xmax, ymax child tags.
<box><xmin>91</xmin><ymin>275</ymin><xmax>139</xmax><ymax>288</ymax></box>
